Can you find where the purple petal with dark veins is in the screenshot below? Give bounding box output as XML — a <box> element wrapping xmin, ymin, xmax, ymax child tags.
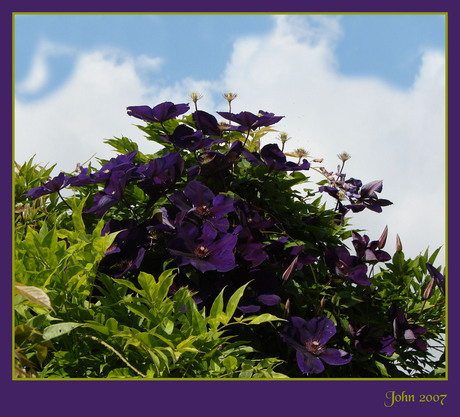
<box><xmin>305</xmin><ymin>316</ymin><xmax>336</xmax><ymax>345</ymax></box>
<box><xmin>296</xmin><ymin>350</ymin><xmax>324</xmax><ymax>374</ymax></box>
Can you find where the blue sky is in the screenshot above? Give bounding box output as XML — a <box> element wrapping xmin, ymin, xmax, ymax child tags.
<box><xmin>15</xmin><ymin>14</ymin><xmax>445</xmax><ymax>95</ymax></box>
<box><xmin>13</xmin><ymin>13</ymin><xmax>446</xmax><ymax>260</ymax></box>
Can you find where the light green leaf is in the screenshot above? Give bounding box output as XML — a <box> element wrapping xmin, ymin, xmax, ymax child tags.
<box><xmin>112</xmin><ymin>278</ymin><xmax>141</xmax><ymax>294</ymax></box>
<box><xmin>125</xmin><ymin>303</ymin><xmax>156</xmax><ymax>322</ymax></box>
<box><xmin>83</xmin><ymin>322</ymin><xmax>110</xmax><ymax>336</ymax></box>
<box><xmin>70</xmin><ymin>195</ymin><xmax>89</xmax><ymax>234</ymax></box>
<box><xmin>375</xmin><ymin>360</ymin><xmax>389</xmax><ymax>377</ymax></box>
<box><xmin>161</xmin><ymin>318</ymin><xmax>174</xmax><ymax>335</ymax></box>
<box><xmin>223</xmin><ymin>355</ymin><xmax>238</xmax><ymax>371</ymax></box>
<box><xmin>224</xmin><ymin>282</ymin><xmax>249</xmax><ymax>325</ymax></box>
<box><xmin>186</xmin><ymin>298</ymin><xmax>207</xmax><ymax>334</ymax></box>
<box><xmin>244</xmin><ymin>313</ymin><xmax>285</xmax><ymax>325</ymax></box>
<box><xmin>208</xmin><ymin>287</ymin><xmax>226</xmax><ymax>330</ymax></box>
<box><xmin>42</xmin><ymin>322</ymin><xmax>83</xmax><ymax>340</ymax></box>
<box><xmin>157</xmin><ymin>269</ymin><xmax>177</xmax><ymax>301</ymax></box>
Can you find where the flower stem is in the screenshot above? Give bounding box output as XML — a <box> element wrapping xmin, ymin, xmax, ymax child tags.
<box><xmin>57</xmin><ymin>191</ymin><xmax>73</xmax><ymax>211</ymax></box>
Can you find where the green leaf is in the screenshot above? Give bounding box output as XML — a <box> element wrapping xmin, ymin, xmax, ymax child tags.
<box><xmin>70</xmin><ymin>195</ymin><xmax>89</xmax><ymax>234</ymax></box>
<box><xmin>125</xmin><ymin>303</ymin><xmax>157</xmax><ymax>322</ymax></box>
<box><xmin>161</xmin><ymin>318</ymin><xmax>174</xmax><ymax>335</ymax></box>
<box><xmin>186</xmin><ymin>298</ymin><xmax>207</xmax><ymax>334</ymax></box>
<box><xmin>428</xmin><ymin>247</ymin><xmax>443</xmax><ymax>265</ymax></box>
<box><xmin>224</xmin><ymin>282</ymin><xmax>249</xmax><ymax>325</ymax></box>
<box><xmin>84</xmin><ymin>322</ymin><xmax>110</xmax><ymax>336</ymax></box>
<box><xmin>112</xmin><ymin>278</ymin><xmax>142</xmax><ymax>294</ymax></box>
<box><xmin>157</xmin><ymin>269</ymin><xmax>177</xmax><ymax>301</ymax></box>
<box><xmin>244</xmin><ymin>313</ymin><xmax>285</xmax><ymax>325</ymax></box>
<box><xmin>42</xmin><ymin>322</ymin><xmax>83</xmax><ymax>340</ymax></box>
<box><xmin>222</xmin><ymin>355</ymin><xmax>238</xmax><ymax>371</ymax></box>
<box><xmin>137</xmin><ymin>272</ymin><xmax>157</xmax><ymax>301</ymax></box>
<box><xmin>208</xmin><ymin>287</ymin><xmax>226</xmax><ymax>330</ymax></box>
<box><xmin>375</xmin><ymin>360</ymin><xmax>389</xmax><ymax>377</ymax></box>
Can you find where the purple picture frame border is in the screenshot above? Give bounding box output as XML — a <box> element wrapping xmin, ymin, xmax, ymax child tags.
<box><xmin>3</xmin><ymin>1</ymin><xmax>456</xmax><ymax>416</ymax></box>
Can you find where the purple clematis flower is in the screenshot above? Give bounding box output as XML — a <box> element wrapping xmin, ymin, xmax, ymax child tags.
<box><xmin>192</xmin><ymin>110</ymin><xmax>222</xmax><ymax>136</ymax></box>
<box><xmin>345</xmin><ymin>180</ymin><xmax>393</xmax><ymax>213</ymax></box>
<box><xmin>233</xmin><ymin>225</ymin><xmax>269</xmax><ymax>268</ymax></box>
<box><xmin>280</xmin><ymin>316</ymin><xmax>352</xmax><ymax>374</ymax></box>
<box><xmin>26</xmin><ymin>172</ymin><xmax>70</xmax><ymax>199</ymax></box>
<box><xmin>136</xmin><ymin>152</ymin><xmax>184</xmax><ymax>204</ymax></box>
<box><xmin>127</xmin><ymin>102</ymin><xmax>189</xmax><ymax>124</ymax></box>
<box><xmin>68</xmin><ymin>167</ymin><xmax>95</xmax><ymax>187</ymax></box>
<box><xmin>351</xmin><ymin>231</ymin><xmax>391</xmax><ymax>264</ymax></box>
<box><xmin>217</xmin><ymin>110</ymin><xmax>284</xmax><ymax>132</ymax></box>
<box><xmin>324</xmin><ymin>246</ymin><xmax>370</xmax><ymax>285</ymax></box>
<box><xmin>233</xmin><ymin>198</ymin><xmax>275</xmax><ymax>232</ymax></box>
<box><xmin>168</xmin><ymin>222</ymin><xmax>237</xmax><ymax>273</ymax></box>
<box><xmin>426</xmin><ymin>262</ymin><xmax>445</xmax><ymax>296</ymax></box>
<box><xmin>168</xmin><ymin>180</ymin><xmax>234</xmax><ymax>232</ymax></box>
<box><xmin>84</xmin><ymin>168</ymin><xmax>134</xmax><ymax>217</ymax></box>
<box><xmin>380</xmin><ymin>334</ymin><xmax>397</xmax><ymax>357</ymax></box>
<box><xmin>388</xmin><ymin>304</ymin><xmax>427</xmax><ymax>351</ymax></box>
<box><xmin>265</xmin><ymin>238</ymin><xmax>316</xmax><ymax>274</ymax></box>
<box><xmin>243</xmin><ymin>143</ymin><xmax>310</xmax><ymax>171</ymax></box>
<box><xmin>319</xmin><ymin>176</ymin><xmax>392</xmax><ymax>214</ymax></box>
<box><xmin>66</xmin><ymin>150</ymin><xmax>139</xmax><ymax>189</ymax></box>
<box><xmin>348</xmin><ymin>323</ymin><xmax>396</xmax><ymax>356</ymax></box>
<box><xmin>99</xmin><ymin>218</ymin><xmax>155</xmax><ymax>277</ymax></box>
<box><xmin>155</xmin><ymin>205</ymin><xmax>186</xmax><ymax>234</ymax></box>
<box><xmin>160</xmin><ymin>124</ymin><xmax>220</xmax><ymax>151</ymax></box>
<box><xmin>188</xmin><ymin>140</ymin><xmax>244</xmax><ymax>179</ymax></box>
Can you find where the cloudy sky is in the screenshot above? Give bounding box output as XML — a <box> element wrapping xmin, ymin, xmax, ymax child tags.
<box><xmin>14</xmin><ymin>13</ymin><xmax>446</xmax><ymax>262</ymax></box>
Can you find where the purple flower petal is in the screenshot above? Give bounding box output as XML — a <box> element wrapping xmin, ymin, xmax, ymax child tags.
<box><xmin>296</xmin><ymin>350</ymin><xmax>324</xmax><ymax>374</ymax></box>
<box><xmin>26</xmin><ymin>172</ymin><xmax>70</xmax><ymax>199</ymax></box>
<box><xmin>305</xmin><ymin>316</ymin><xmax>336</xmax><ymax>345</ymax></box>
<box><xmin>257</xmin><ymin>294</ymin><xmax>281</xmax><ymax>306</ymax></box>
<box><xmin>426</xmin><ymin>262</ymin><xmax>445</xmax><ymax>295</ymax></box>
<box><xmin>237</xmin><ymin>304</ymin><xmax>261</xmax><ymax>314</ymax></box>
<box><xmin>320</xmin><ymin>348</ymin><xmax>352</xmax><ymax>366</ymax></box>
<box><xmin>127</xmin><ymin>102</ymin><xmax>189</xmax><ymax>124</ymax></box>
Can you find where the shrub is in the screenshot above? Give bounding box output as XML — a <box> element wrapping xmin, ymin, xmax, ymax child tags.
<box><xmin>14</xmin><ymin>95</ymin><xmax>445</xmax><ymax>378</ymax></box>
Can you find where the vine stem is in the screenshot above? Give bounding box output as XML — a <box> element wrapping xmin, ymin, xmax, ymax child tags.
<box><xmin>84</xmin><ymin>334</ymin><xmax>146</xmax><ymax>377</ymax></box>
<box><xmin>57</xmin><ymin>191</ymin><xmax>73</xmax><ymax>211</ymax></box>
<box><xmin>416</xmin><ymin>298</ymin><xmax>428</xmax><ymax>322</ymax></box>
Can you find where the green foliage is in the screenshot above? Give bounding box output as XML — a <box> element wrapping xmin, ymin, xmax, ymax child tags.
<box><xmin>14</xmin><ymin>186</ymin><xmax>285</xmax><ymax>378</ymax></box>
<box><xmin>13</xmin><ymin>99</ymin><xmax>446</xmax><ymax>379</ymax></box>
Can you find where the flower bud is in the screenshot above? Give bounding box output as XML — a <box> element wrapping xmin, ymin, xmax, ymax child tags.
<box><xmin>282</xmin><ymin>255</ymin><xmax>299</xmax><ymax>284</ymax></box>
<box><xmin>396</xmin><ymin>234</ymin><xmax>403</xmax><ymax>252</ymax></box>
<box><xmin>284</xmin><ymin>298</ymin><xmax>291</xmax><ymax>316</ymax></box>
<box><xmin>424</xmin><ymin>278</ymin><xmax>435</xmax><ymax>300</ymax></box>
<box><xmin>378</xmin><ymin>225</ymin><xmax>388</xmax><ymax>249</ymax></box>
<box><xmin>317</xmin><ymin>295</ymin><xmax>326</xmax><ymax>315</ymax></box>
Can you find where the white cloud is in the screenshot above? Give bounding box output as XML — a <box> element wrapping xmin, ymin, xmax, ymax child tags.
<box><xmin>134</xmin><ymin>54</ymin><xmax>164</xmax><ymax>73</ymax></box>
<box><xmin>17</xmin><ymin>40</ymin><xmax>76</xmax><ymax>94</ymax></box>
<box><xmin>15</xmin><ymin>48</ymin><xmax>160</xmax><ymax>171</ymax></box>
<box><xmin>217</xmin><ymin>15</ymin><xmax>445</xmax><ymax>261</ymax></box>
<box><xmin>14</xmin><ymin>15</ymin><xmax>446</xmax><ymax>261</ymax></box>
